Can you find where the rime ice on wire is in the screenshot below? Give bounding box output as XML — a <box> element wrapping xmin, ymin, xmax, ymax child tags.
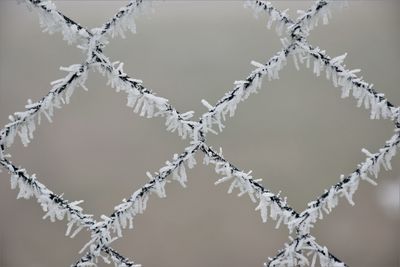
<box><xmin>2</xmin><ymin>0</ymin><xmax>400</xmax><ymax>266</ymax></box>
<box><xmin>244</xmin><ymin>1</ymin><xmax>400</xmax><ymax>266</ymax></box>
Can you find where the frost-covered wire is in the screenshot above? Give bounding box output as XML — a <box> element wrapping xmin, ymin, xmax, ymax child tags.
<box><xmin>293</xmin><ymin>40</ymin><xmax>400</xmax><ymax>126</ymax></box>
<box><xmin>73</xmin><ymin>38</ymin><xmax>304</xmax><ymax>262</ymax></box>
<box><xmin>267</xmin><ymin>234</ymin><xmax>346</xmax><ymax>267</ymax></box>
<box><xmin>245</xmin><ymin>0</ymin><xmax>344</xmax><ymax>38</ymax></box>
<box><xmin>96</xmin><ymin>0</ymin><xmax>150</xmax><ymax>39</ymax></box>
<box><xmin>2</xmin><ymin>0</ymin><xmax>399</xmax><ymax>266</ymax></box>
<box><xmin>292</xmin><ymin>129</ymin><xmax>400</xmax><ymax>233</ymax></box>
<box><xmin>0</xmin><ymin>62</ymin><xmax>90</xmax><ymax>149</ymax></box>
<box><xmin>0</xmin><ymin>158</ymin><xmax>94</xmax><ymax>232</ymax></box>
<box><xmin>0</xmin><ymin>0</ymin><xmax>153</xmax><ymax>151</ymax></box>
<box><xmin>23</xmin><ymin>0</ymin><xmax>151</xmax><ymax>44</ymax></box>
<box><xmin>198</xmin><ymin>43</ymin><xmax>295</xmax><ymax>136</ymax></box>
<box><xmin>73</xmin><ymin>143</ymin><xmax>199</xmax><ymax>266</ymax></box>
<box><xmin>22</xmin><ymin>0</ymin><xmax>91</xmax><ymax>44</ymax></box>
<box><xmin>247</xmin><ymin>1</ymin><xmax>399</xmax><ymax>124</ymax></box>
<box><xmin>0</xmin><ymin>156</ymin><xmax>141</xmax><ymax>266</ymax></box>
<box><xmin>243</xmin><ymin>0</ymin><xmax>400</xmax><ymax>265</ymax></box>
<box><xmin>0</xmin><ymin>54</ymin><xmax>99</xmax><ymax>262</ymax></box>
<box><xmin>92</xmin><ymin>49</ymin><xmax>196</xmax><ymax>139</ymax></box>
<box><xmin>1</xmin><ymin>0</ymin><xmax>168</xmax><ymax>265</ymax></box>
<box><xmin>0</xmin><ymin>3</ymin><xmax>148</xmax><ymax>264</ymax></box>
<box><xmin>7</xmin><ymin>0</ymin><xmax>197</xmax><ymax>264</ymax></box>
<box><xmin>201</xmin><ymin>144</ymin><xmax>299</xmax><ymax>227</ymax></box>
<box><xmin>244</xmin><ymin>0</ymin><xmax>293</xmax><ymax>35</ymax></box>
<box><xmin>13</xmin><ymin>1</ymin><xmax>199</xmax><ymax>264</ymax></box>
<box><xmin>200</xmin><ymin>143</ymin><xmax>346</xmax><ymax>266</ymax></box>
<box><xmin>287</xmin><ymin>0</ymin><xmax>337</xmax><ymax>38</ymax></box>
<box><xmin>22</xmin><ymin>0</ymin><xmax>196</xmax><ymax>140</ymax></box>
<box><xmin>73</xmin><ymin>246</ymin><xmax>140</xmax><ymax>267</ymax></box>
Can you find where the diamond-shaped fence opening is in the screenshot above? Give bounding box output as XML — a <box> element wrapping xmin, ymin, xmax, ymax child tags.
<box><xmin>205</xmin><ymin>67</ymin><xmax>393</xmax><ymax>212</ymax></box>
<box><xmin>8</xmin><ymin>85</ymin><xmax>191</xmax><ymax>217</ymax></box>
<box><xmin>107</xmin><ymin>163</ymin><xmax>290</xmax><ymax>266</ymax></box>
<box><xmin>0</xmin><ymin>1</ymin><xmax>399</xmax><ymax>267</ymax></box>
<box><xmin>99</xmin><ymin>2</ymin><xmax>285</xmax><ymax>116</ymax></box>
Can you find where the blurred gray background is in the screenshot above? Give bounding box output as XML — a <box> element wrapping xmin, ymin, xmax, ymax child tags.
<box><xmin>0</xmin><ymin>1</ymin><xmax>399</xmax><ymax>266</ymax></box>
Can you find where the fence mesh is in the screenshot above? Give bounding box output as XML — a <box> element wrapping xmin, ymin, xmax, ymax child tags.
<box><xmin>0</xmin><ymin>0</ymin><xmax>399</xmax><ymax>266</ymax></box>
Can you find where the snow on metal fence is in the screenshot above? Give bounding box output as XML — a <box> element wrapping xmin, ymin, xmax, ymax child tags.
<box><xmin>0</xmin><ymin>0</ymin><xmax>399</xmax><ymax>266</ymax></box>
